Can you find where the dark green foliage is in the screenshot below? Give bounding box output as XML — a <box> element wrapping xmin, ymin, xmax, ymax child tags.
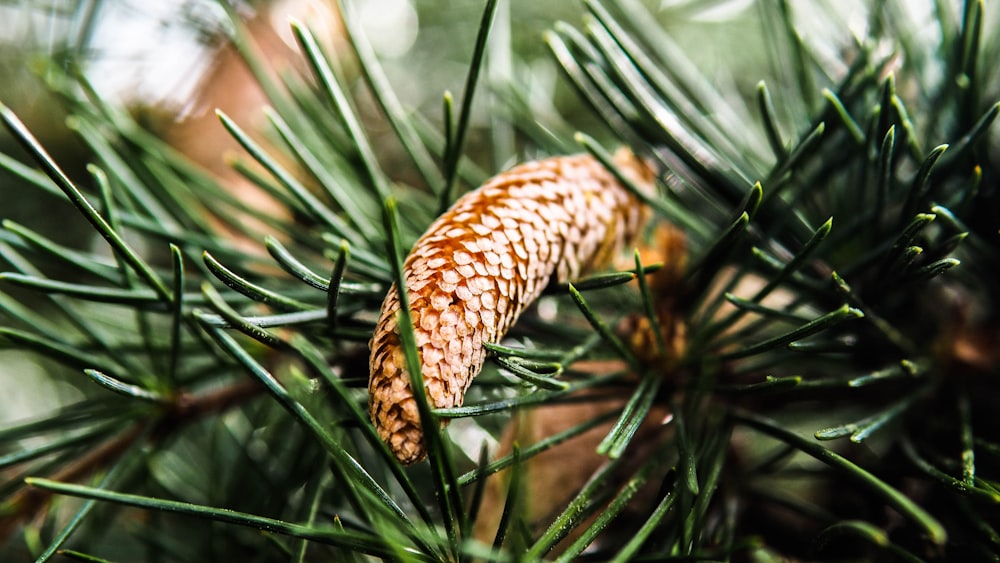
<box><xmin>0</xmin><ymin>0</ymin><xmax>998</xmax><ymax>561</ymax></box>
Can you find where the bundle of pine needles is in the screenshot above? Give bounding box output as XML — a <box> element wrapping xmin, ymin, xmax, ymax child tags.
<box><xmin>0</xmin><ymin>0</ymin><xmax>998</xmax><ymax>560</ymax></box>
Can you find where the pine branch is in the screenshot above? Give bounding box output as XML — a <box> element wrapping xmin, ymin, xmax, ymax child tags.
<box><xmin>0</xmin><ymin>0</ymin><xmax>998</xmax><ymax>560</ymax></box>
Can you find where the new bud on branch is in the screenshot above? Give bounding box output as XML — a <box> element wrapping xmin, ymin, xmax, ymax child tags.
<box><xmin>369</xmin><ymin>149</ymin><xmax>654</xmax><ymax>464</ymax></box>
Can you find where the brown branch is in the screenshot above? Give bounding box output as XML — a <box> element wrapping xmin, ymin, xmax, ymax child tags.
<box><xmin>0</xmin><ymin>378</ymin><xmax>264</xmax><ymax>539</ymax></box>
